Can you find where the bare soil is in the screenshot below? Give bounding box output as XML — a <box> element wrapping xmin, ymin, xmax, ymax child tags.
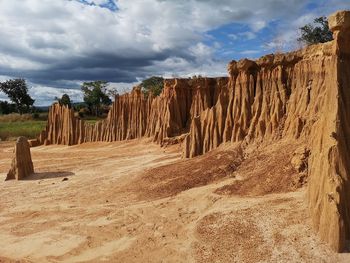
<box><xmin>0</xmin><ymin>139</ymin><xmax>349</xmax><ymax>262</ymax></box>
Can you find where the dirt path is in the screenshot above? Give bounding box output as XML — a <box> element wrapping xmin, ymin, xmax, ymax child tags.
<box><xmin>0</xmin><ymin>140</ymin><xmax>348</xmax><ymax>262</ymax></box>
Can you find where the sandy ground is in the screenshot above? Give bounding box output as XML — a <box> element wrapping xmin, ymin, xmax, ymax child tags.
<box><xmin>0</xmin><ymin>139</ymin><xmax>349</xmax><ymax>263</ymax></box>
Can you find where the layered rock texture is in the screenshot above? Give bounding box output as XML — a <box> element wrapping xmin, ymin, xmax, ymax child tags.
<box><xmin>37</xmin><ymin>11</ymin><xmax>350</xmax><ymax>252</ymax></box>
<box><xmin>6</xmin><ymin>137</ymin><xmax>34</xmax><ymax>181</ymax></box>
<box><xmin>38</xmin><ymin>78</ymin><xmax>228</xmax><ymax>146</ymax></box>
<box><xmin>307</xmin><ymin>10</ymin><xmax>350</xmax><ymax>252</ymax></box>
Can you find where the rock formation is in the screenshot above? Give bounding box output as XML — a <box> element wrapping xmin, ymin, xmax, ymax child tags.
<box><xmin>28</xmin><ymin>139</ymin><xmax>40</xmax><ymax>147</ymax></box>
<box><xmin>307</xmin><ymin>10</ymin><xmax>350</xmax><ymax>252</ymax></box>
<box><xmin>183</xmin><ymin>11</ymin><xmax>350</xmax><ymax>251</ymax></box>
<box><xmin>38</xmin><ymin>78</ymin><xmax>228</xmax><ymax>146</ymax></box>
<box><xmin>6</xmin><ymin>137</ymin><xmax>34</xmax><ymax>180</ymax></box>
<box><xmin>36</xmin><ymin>10</ymin><xmax>350</xmax><ymax>252</ymax></box>
<box><xmin>38</xmin><ymin>103</ymin><xmax>83</xmax><ymax>145</ymax></box>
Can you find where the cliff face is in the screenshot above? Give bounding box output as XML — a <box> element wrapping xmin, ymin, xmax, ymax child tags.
<box><xmin>183</xmin><ymin>49</ymin><xmax>331</xmax><ymax>157</ymax></box>
<box><xmin>38</xmin><ymin>77</ymin><xmax>228</xmax><ymax>146</ymax></box>
<box><xmin>82</xmin><ymin>87</ymin><xmax>152</xmax><ymax>143</ymax></box>
<box><xmin>37</xmin><ymin>11</ymin><xmax>350</xmax><ymax>252</ymax></box>
<box><xmin>146</xmin><ymin>78</ymin><xmax>227</xmax><ymax>143</ymax></box>
<box><xmin>184</xmin><ymin>11</ymin><xmax>350</xmax><ymax>252</ymax></box>
<box><xmin>307</xmin><ymin>11</ymin><xmax>350</xmax><ymax>252</ymax></box>
<box><xmin>39</xmin><ymin>103</ymin><xmax>83</xmax><ymax>146</ymax></box>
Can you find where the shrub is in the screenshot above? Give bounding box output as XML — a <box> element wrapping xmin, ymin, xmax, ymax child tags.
<box><xmin>298</xmin><ymin>16</ymin><xmax>333</xmax><ymax>45</ymax></box>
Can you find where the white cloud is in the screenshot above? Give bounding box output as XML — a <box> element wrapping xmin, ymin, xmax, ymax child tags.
<box><xmin>228</xmin><ymin>34</ymin><xmax>238</xmax><ymax>40</ymax></box>
<box><xmin>29</xmin><ymin>86</ymin><xmax>83</xmax><ymax>106</ymax></box>
<box><xmin>240</xmin><ymin>50</ymin><xmax>260</xmax><ymax>55</ymax></box>
<box><xmin>0</xmin><ymin>0</ymin><xmax>309</xmax><ymax>72</ymax></box>
<box><xmin>0</xmin><ymin>0</ymin><xmax>347</xmax><ymax>105</ymax></box>
<box><xmin>251</xmin><ymin>20</ymin><xmax>267</xmax><ymax>32</ymax></box>
<box><xmin>0</xmin><ymin>54</ymin><xmax>44</xmax><ymax>71</ymax></box>
<box><xmin>264</xmin><ymin>12</ymin><xmax>320</xmax><ymax>52</ymax></box>
<box><xmin>106</xmin><ymin>81</ymin><xmax>138</xmax><ymax>94</ymax></box>
<box><xmin>89</xmin><ymin>0</ymin><xmax>112</xmax><ymax>5</ymax></box>
<box><xmin>239</xmin><ymin>31</ymin><xmax>257</xmax><ymax>40</ymax></box>
<box><xmin>189</xmin><ymin>43</ymin><xmax>214</xmax><ymax>60</ymax></box>
<box><xmin>294</xmin><ymin>13</ymin><xmax>318</xmax><ymax>27</ymax></box>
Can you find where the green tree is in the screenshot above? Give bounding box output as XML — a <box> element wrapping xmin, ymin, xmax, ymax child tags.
<box><xmin>55</xmin><ymin>93</ymin><xmax>72</xmax><ymax>108</ymax></box>
<box><xmin>107</xmin><ymin>87</ymin><xmax>119</xmax><ymax>98</ymax></box>
<box><xmin>298</xmin><ymin>16</ymin><xmax>333</xmax><ymax>45</ymax></box>
<box><xmin>0</xmin><ymin>101</ymin><xmax>11</xmax><ymax>114</ymax></box>
<box><xmin>0</xmin><ymin>79</ymin><xmax>35</xmax><ymax>114</ymax></box>
<box><xmin>81</xmin><ymin>81</ymin><xmax>112</xmax><ymax>116</ymax></box>
<box><xmin>141</xmin><ymin>76</ymin><xmax>164</xmax><ymax>96</ymax></box>
<box><xmin>73</xmin><ymin>102</ymin><xmax>87</xmax><ymax>112</ymax></box>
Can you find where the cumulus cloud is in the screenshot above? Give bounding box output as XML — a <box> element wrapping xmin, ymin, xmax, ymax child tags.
<box><xmin>29</xmin><ymin>86</ymin><xmax>84</xmax><ymax>105</ymax></box>
<box><xmin>0</xmin><ymin>0</ymin><xmax>347</xmax><ymax>105</ymax></box>
<box><xmin>264</xmin><ymin>0</ymin><xmax>350</xmax><ymax>52</ymax></box>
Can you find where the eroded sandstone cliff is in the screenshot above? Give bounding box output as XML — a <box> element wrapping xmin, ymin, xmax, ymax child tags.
<box><xmin>307</xmin><ymin>11</ymin><xmax>350</xmax><ymax>252</ymax></box>
<box><xmin>184</xmin><ymin>11</ymin><xmax>350</xmax><ymax>251</ymax></box>
<box><xmin>38</xmin><ymin>77</ymin><xmax>228</xmax><ymax>146</ymax></box>
<box><xmin>37</xmin><ymin>11</ymin><xmax>350</xmax><ymax>252</ymax></box>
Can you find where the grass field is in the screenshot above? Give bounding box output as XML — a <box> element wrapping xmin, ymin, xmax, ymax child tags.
<box><xmin>0</xmin><ymin>121</ymin><xmax>46</xmax><ymax>141</ymax></box>
<box><xmin>85</xmin><ymin>119</ymin><xmax>99</xmax><ymax>125</ymax></box>
<box><xmin>0</xmin><ymin>113</ymin><xmax>102</xmax><ymax>141</ymax></box>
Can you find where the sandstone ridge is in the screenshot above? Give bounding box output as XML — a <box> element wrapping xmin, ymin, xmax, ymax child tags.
<box><xmin>38</xmin><ymin>77</ymin><xmax>228</xmax><ymax>146</ymax></box>
<box><xmin>37</xmin><ymin>11</ymin><xmax>350</xmax><ymax>252</ymax></box>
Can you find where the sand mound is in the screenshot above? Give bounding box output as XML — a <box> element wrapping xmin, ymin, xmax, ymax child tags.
<box><xmin>215</xmin><ymin>141</ymin><xmax>307</xmax><ymax>196</ymax></box>
<box><xmin>129</xmin><ymin>143</ymin><xmax>244</xmax><ymax>200</ymax></box>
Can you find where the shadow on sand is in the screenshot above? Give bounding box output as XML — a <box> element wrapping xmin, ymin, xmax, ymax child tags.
<box><xmin>24</xmin><ymin>171</ymin><xmax>75</xmax><ymax>180</ymax></box>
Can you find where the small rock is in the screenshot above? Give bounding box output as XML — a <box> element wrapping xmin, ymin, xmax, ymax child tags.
<box><xmin>291</xmin><ymin>146</ymin><xmax>310</xmax><ymax>173</ymax></box>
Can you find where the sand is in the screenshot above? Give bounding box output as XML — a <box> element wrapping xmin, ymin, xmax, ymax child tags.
<box><xmin>0</xmin><ymin>139</ymin><xmax>349</xmax><ymax>262</ymax></box>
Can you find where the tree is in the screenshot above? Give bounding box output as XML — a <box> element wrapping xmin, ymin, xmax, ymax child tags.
<box><xmin>73</xmin><ymin>102</ymin><xmax>87</xmax><ymax>112</ymax></box>
<box><xmin>0</xmin><ymin>79</ymin><xmax>35</xmax><ymax>114</ymax></box>
<box><xmin>141</xmin><ymin>76</ymin><xmax>164</xmax><ymax>96</ymax></box>
<box><xmin>55</xmin><ymin>93</ymin><xmax>72</xmax><ymax>108</ymax></box>
<box><xmin>0</xmin><ymin>101</ymin><xmax>13</xmax><ymax>114</ymax></box>
<box><xmin>81</xmin><ymin>81</ymin><xmax>112</xmax><ymax>116</ymax></box>
<box><xmin>107</xmin><ymin>87</ymin><xmax>119</xmax><ymax>98</ymax></box>
<box><xmin>298</xmin><ymin>16</ymin><xmax>333</xmax><ymax>45</ymax></box>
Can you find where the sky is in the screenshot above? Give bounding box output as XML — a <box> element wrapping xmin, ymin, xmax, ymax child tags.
<box><xmin>0</xmin><ymin>0</ymin><xmax>349</xmax><ymax>106</ymax></box>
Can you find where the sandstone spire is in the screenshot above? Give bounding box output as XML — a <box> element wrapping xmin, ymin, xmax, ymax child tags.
<box><xmin>6</xmin><ymin>137</ymin><xmax>34</xmax><ymax>181</ymax></box>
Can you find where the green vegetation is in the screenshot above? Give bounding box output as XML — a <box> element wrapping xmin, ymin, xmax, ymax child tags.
<box><xmin>56</xmin><ymin>93</ymin><xmax>72</xmax><ymax>108</ymax></box>
<box><xmin>85</xmin><ymin>119</ymin><xmax>100</xmax><ymax>125</ymax></box>
<box><xmin>81</xmin><ymin>81</ymin><xmax>112</xmax><ymax>117</ymax></box>
<box><xmin>0</xmin><ymin>120</ymin><xmax>46</xmax><ymax>141</ymax></box>
<box><xmin>81</xmin><ymin>115</ymin><xmax>104</xmax><ymax>125</ymax></box>
<box><xmin>141</xmin><ymin>76</ymin><xmax>164</xmax><ymax>96</ymax></box>
<box><xmin>0</xmin><ymin>101</ymin><xmax>16</xmax><ymax>115</ymax></box>
<box><xmin>0</xmin><ymin>78</ymin><xmax>166</xmax><ymax>140</ymax></box>
<box><xmin>0</xmin><ymin>79</ymin><xmax>115</xmax><ymax>141</ymax></box>
<box><xmin>0</xmin><ymin>113</ymin><xmax>48</xmax><ymax>141</ymax></box>
<box><xmin>0</xmin><ymin>79</ymin><xmax>35</xmax><ymax>114</ymax></box>
<box><xmin>298</xmin><ymin>16</ymin><xmax>333</xmax><ymax>45</ymax></box>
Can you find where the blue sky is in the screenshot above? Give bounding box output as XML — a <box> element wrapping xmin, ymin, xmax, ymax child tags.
<box><xmin>205</xmin><ymin>0</ymin><xmax>350</xmax><ymax>60</ymax></box>
<box><xmin>0</xmin><ymin>0</ymin><xmax>349</xmax><ymax>105</ymax></box>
